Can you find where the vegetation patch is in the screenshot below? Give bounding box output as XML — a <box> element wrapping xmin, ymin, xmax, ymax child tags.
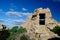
<box><xmin>52</xmin><ymin>25</ymin><xmax>60</xmax><ymax>36</ymax></box>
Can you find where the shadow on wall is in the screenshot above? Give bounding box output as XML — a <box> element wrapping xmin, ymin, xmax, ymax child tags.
<box><xmin>48</xmin><ymin>37</ymin><xmax>60</xmax><ymax>40</ymax></box>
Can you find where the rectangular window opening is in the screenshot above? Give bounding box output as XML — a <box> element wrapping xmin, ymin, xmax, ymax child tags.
<box><xmin>39</xmin><ymin>14</ymin><xmax>45</xmax><ymax>25</ymax></box>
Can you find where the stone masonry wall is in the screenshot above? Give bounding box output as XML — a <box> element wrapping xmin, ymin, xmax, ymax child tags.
<box><xmin>22</xmin><ymin>8</ymin><xmax>60</xmax><ymax>40</ymax></box>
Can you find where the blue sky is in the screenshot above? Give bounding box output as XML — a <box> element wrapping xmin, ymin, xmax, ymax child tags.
<box><xmin>0</xmin><ymin>0</ymin><xmax>60</xmax><ymax>28</ymax></box>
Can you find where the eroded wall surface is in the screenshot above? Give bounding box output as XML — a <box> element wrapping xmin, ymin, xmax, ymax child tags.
<box><xmin>22</xmin><ymin>8</ymin><xmax>60</xmax><ymax>40</ymax></box>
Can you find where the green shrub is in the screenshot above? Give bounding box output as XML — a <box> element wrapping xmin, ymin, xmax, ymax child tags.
<box><xmin>20</xmin><ymin>35</ymin><xmax>28</xmax><ymax>40</ymax></box>
<box><xmin>7</xmin><ymin>26</ymin><xmax>27</xmax><ymax>40</ymax></box>
<box><xmin>18</xmin><ymin>27</ymin><xmax>27</xmax><ymax>34</ymax></box>
<box><xmin>52</xmin><ymin>25</ymin><xmax>60</xmax><ymax>36</ymax></box>
<box><xmin>10</xmin><ymin>26</ymin><xmax>18</xmax><ymax>33</ymax></box>
<box><xmin>0</xmin><ymin>30</ymin><xmax>10</xmax><ymax>40</ymax></box>
<box><xmin>7</xmin><ymin>26</ymin><xmax>18</xmax><ymax>40</ymax></box>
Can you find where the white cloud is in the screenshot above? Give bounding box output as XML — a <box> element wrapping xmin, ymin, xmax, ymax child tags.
<box><xmin>0</xmin><ymin>9</ymin><xmax>3</xmax><ymax>12</ymax></box>
<box><xmin>6</xmin><ymin>11</ymin><xmax>32</xmax><ymax>17</ymax></box>
<box><xmin>0</xmin><ymin>9</ymin><xmax>5</xmax><ymax>13</ymax></box>
<box><xmin>10</xmin><ymin>3</ymin><xmax>17</xmax><ymax>8</ymax></box>
<box><xmin>20</xmin><ymin>12</ymin><xmax>32</xmax><ymax>16</ymax></box>
<box><xmin>12</xmin><ymin>19</ymin><xmax>25</xmax><ymax>25</ymax></box>
<box><xmin>9</xmin><ymin>8</ymin><xmax>15</xmax><ymax>11</ymax></box>
<box><xmin>0</xmin><ymin>19</ymin><xmax>5</xmax><ymax>23</ymax></box>
<box><xmin>22</xmin><ymin>8</ymin><xmax>27</xmax><ymax>11</ymax></box>
<box><xmin>6</xmin><ymin>11</ymin><xmax>22</xmax><ymax>17</ymax></box>
<box><xmin>9</xmin><ymin>3</ymin><xmax>18</xmax><ymax>11</ymax></box>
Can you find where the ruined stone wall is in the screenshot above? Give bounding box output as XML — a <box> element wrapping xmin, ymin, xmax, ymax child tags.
<box><xmin>22</xmin><ymin>8</ymin><xmax>60</xmax><ymax>40</ymax></box>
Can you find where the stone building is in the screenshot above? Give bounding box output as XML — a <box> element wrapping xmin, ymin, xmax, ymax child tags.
<box><xmin>0</xmin><ymin>24</ymin><xmax>6</xmax><ymax>31</ymax></box>
<box><xmin>22</xmin><ymin>8</ymin><xmax>60</xmax><ymax>40</ymax></box>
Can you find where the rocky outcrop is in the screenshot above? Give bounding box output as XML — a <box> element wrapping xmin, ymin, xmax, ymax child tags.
<box><xmin>0</xmin><ymin>24</ymin><xmax>7</xmax><ymax>31</ymax></box>
<box><xmin>22</xmin><ymin>8</ymin><xmax>60</xmax><ymax>40</ymax></box>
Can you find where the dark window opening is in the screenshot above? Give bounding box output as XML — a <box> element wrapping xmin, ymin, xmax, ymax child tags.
<box><xmin>40</xmin><ymin>20</ymin><xmax>45</xmax><ymax>25</ymax></box>
<box><xmin>39</xmin><ymin>14</ymin><xmax>45</xmax><ymax>25</ymax></box>
<box><xmin>39</xmin><ymin>14</ymin><xmax>45</xmax><ymax>19</ymax></box>
<box><xmin>32</xmin><ymin>15</ymin><xmax>37</xmax><ymax>18</ymax></box>
<box><xmin>39</xmin><ymin>35</ymin><xmax>40</xmax><ymax>38</ymax></box>
<box><xmin>31</xmin><ymin>15</ymin><xmax>37</xmax><ymax>20</ymax></box>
